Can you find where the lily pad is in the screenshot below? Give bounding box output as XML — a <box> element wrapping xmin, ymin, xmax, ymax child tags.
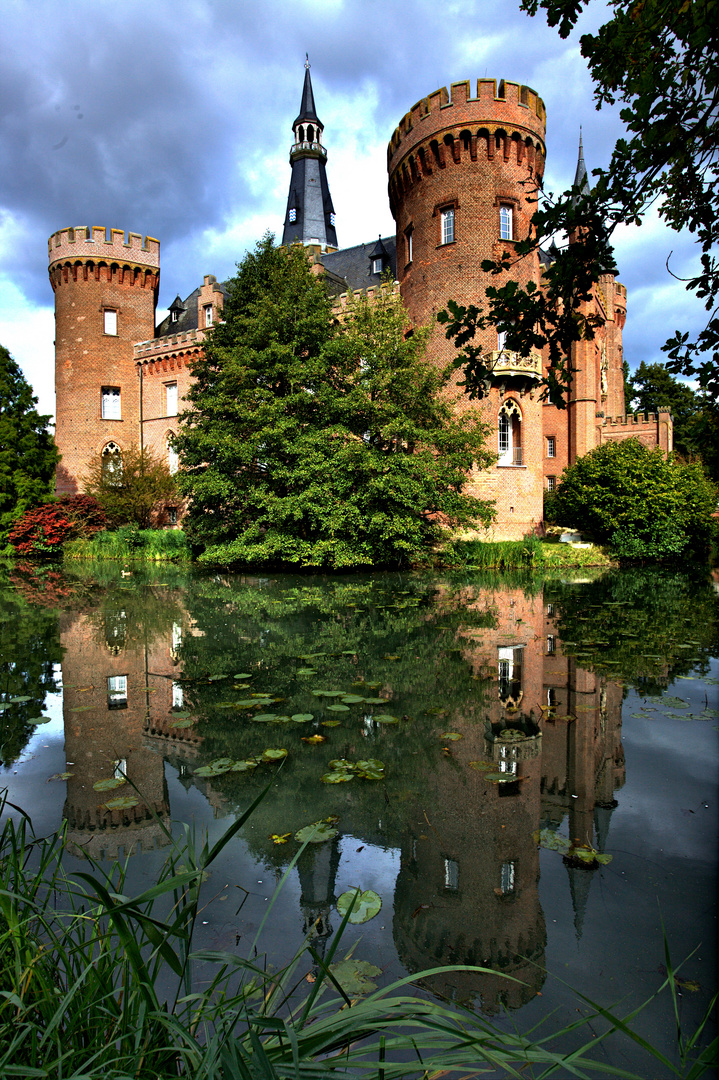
<box><xmin>93</xmin><ymin>777</ymin><xmax>127</xmax><ymax>791</ymax></box>
<box><xmin>498</xmin><ymin>728</ymin><xmax>526</xmax><ymax>741</ymax></box>
<box><xmin>662</xmin><ymin>697</ymin><xmax>689</xmax><ymax>708</ymax></box>
<box><xmin>336</xmin><ymin>888</ymin><xmax>382</xmax><ymax>924</ymax></box>
<box><xmin>252</xmin><ymin>713</ymin><xmax>278</xmax><ymax>723</ymax></box>
<box><xmin>321</xmin><ymin>771</ymin><xmax>355</xmax><ymax>783</ymax></box>
<box><xmin>9</xmin><ymin>696</ymin><xmax>32</xmax><ymax>704</ymax></box>
<box><xmin>468</xmin><ymin>760</ymin><xmax>493</xmax><ymax>771</ymax></box>
<box><xmin>322</xmin><ymin>720</ymin><xmax>342</xmax><ymax>727</ymax></box>
<box><xmin>326</xmin><ymin>703</ymin><xmax>350</xmax><ymax>713</ymax></box>
<box><xmin>234</xmin><ymin>673</ymin><xmax>253</xmax><ymax>680</ymax></box>
<box><xmin>441</xmin><ymin>732</ymin><xmax>462</xmax><ymax>741</ymax></box>
<box><xmin>373</xmin><ymin>714</ymin><xmax>399</xmax><ymax>724</ymax></box>
<box><xmin>302</xmin><ymin>734</ymin><xmax>327</xmax><ymax>744</ymax></box>
<box><xmin>363</xmin><ymin>697</ymin><xmax>387</xmax><ymax>706</ymax></box>
<box><xmin>28</xmin><ymin>716</ymin><xmax>52</xmax><ymax>725</ymax></box>
<box><xmin>48</xmin><ymin>772</ymin><xmax>73</xmax><ymax>782</ymax></box>
<box><xmin>291</xmin><ymin>713</ymin><xmax>314</xmax><ymax>723</ymax></box>
<box><xmin>296</xmin><ymin>668</ymin><xmax>318</xmax><ymax>676</ymax></box>
<box><xmin>170</xmin><ymin>710</ymin><xmax>191</xmax><ymax>718</ymax></box>
<box><xmin>231</xmin><ymin>760</ymin><xmax>258</xmax><ymax>772</ymax></box>
<box><xmin>312</xmin><ymin>690</ymin><xmax>346</xmax><ymax>698</ymax></box>
<box><xmin>328</xmin><ymin>958</ymin><xmax>382</xmax><ymax>996</ymax></box>
<box><xmin>261</xmin><ymin>748</ymin><xmax>288</xmax><ymax>762</ymax></box>
<box><xmin>341</xmin><ymin>695</ymin><xmax>365</xmax><ymax>704</ymax></box>
<box><xmin>295</xmin><ymin>821</ymin><xmax>339</xmax><ymax>843</ymax></box>
<box><xmin>104</xmin><ymin>796</ymin><xmax>139</xmax><ymax>811</ymax></box>
<box><xmin>171</xmin><ymin>718</ymin><xmax>195</xmax><ymax>728</ymax></box>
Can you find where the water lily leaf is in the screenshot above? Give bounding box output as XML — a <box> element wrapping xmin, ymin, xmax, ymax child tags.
<box><xmin>231</xmin><ymin>760</ymin><xmax>258</xmax><ymax>772</ymax></box>
<box><xmin>326</xmin><ymin>703</ymin><xmax>350</xmax><ymax>713</ymax></box>
<box><xmin>291</xmin><ymin>713</ymin><xmax>314</xmax><ymax>723</ymax></box>
<box><xmin>299</xmin><ymin>653</ymin><xmax>326</xmax><ymax>660</ymax></box>
<box><xmin>9</xmin><ymin>696</ymin><xmax>32</xmax><ymax>704</ymax></box>
<box><xmin>235</xmin><ymin>699</ymin><xmax>265</xmax><ymax>708</ymax></box>
<box><xmin>321</xmin><ymin>771</ymin><xmax>355</xmax><ymax>783</ymax></box>
<box><xmin>373</xmin><ymin>714</ymin><xmax>399</xmax><ymax>724</ymax></box>
<box><xmin>328</xmin><ymin>959</ymin><xmax>382</xmax><ymax>996</ymax></box>
<box><xmin>662</xmin><ymin>697</ymin><xmax>689</xmax><ymax>708</ymax></box>
<box><xmin>362</xmin><ymin>697</ymin><xmax>387</xmax><ymax>705</ymax></box>
<box><xmin>234</xmin><ymin>673</ymin><xmax>253</xmax><ymax>680</ymax></box>
<box><xmin>261</xmin><ymin>748</ymin><xmax>288</xmax><ymax>761</ymax></box>
<box><xmin>341</xmin><ymin>650</ymin><xmax>357</xmax><ymax>655</ymax></box>
<box><xmin>104</xmin><ymin>796</ymin><xmax>139</xmax><ymax>811</ymax></box>
<box><xmin>302</xmin><ymin>734</ymin><xmax>327</xmax><ymax>744</ymax></box>
<box><xmin>322</xmin><ymin>720</ymin><xmax>342</xmax><ymax>727</ymax></box>
<box><xmin>252</xmin><ymin>714</ymin><xmax>278</xmax><ymax>723</ymax></box>
<box><xmin>468</xmin><ymin>760</ymin><xmax>493</xmax><ymax>771</ymax></box>
<box><xmin>356</xmin><ymin>767</ymin><xmax>384</xmax><ymax>780</ymax></box>
<box><xmin>207</xmin><ymin>674</ymin><xmax>228</xmax><ymax>682</ymax></box>
<box><xmin>441</xmin><ymin>732</ymin><xmax>462</xmax><ymax>741</ymax></box>
<box><xmin>48</xmin><ymin>772</ymin><xmax>73</xmax><ymax>782</ymax></box>
<box><xmin>312</xmin><ymin>690</ymin><xmax>346</xmax><ymax>698</ymax></box>
<box><xmin>194</xmin><ymin>762</ymin><xmax>233</xmax><ymax>777</ymax></box>
<box><xmin>28</xmin><ymin>716</ymin><xmax>52</xmax><ymax>725</ymax></box>
<box><xmin>341</xmin><ymin>695</ymin><xmax>365</xmax><ymax>704</ymax></box>
<box><xmin>328</xmin><ymin>758</ymin><xmax>355</xmax><ymax>771</ymax></box>
<box><xmin>171</xmin><ymin>718</ymin><xmax>195</xmax><ymax>728</ymax></box>
<box><xmin>337</xmin><ymin>888</ymin><xmax>382</xmax><ymax>924</ymax></box>
<box><xmin>383</xmin><ymin>654</ymin><xmax>400</xmax><ymax>661</ymax></box>
<box><xmin>93</xmin><ymin>777</ymin><xmax>127</xmax><ymax>791</ymax></box>
<box><xmin>270</xmin><ymin>833</ymin><xmax>291</xmax><ymax>844</ymax></box>
<box><xmin>295</xmin><ymin>822</ymin><xmax>338</xmax><ymax>843</ymax></box>
<box><xmin>296</xmin><ymin>668</ymin><xmax>317</xmax><ymax>676</ymax></box>
<box><xmin>356</xmin><ymin>758</ymin><xmax>384</xmax><ymax>771</ymax></box>
<box><xmin>484</xmin><ymin>773</ymin><xmax>519</xmax><ymax>783</ymax></box>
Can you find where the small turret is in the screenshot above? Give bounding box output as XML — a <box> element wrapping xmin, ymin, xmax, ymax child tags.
<box><xmin>281</xmin><ymin>57</ymin><xmax>338</xmax><ymax>250</ymax></box>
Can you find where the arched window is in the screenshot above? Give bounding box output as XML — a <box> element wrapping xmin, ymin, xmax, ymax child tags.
<box><xmin>307</xmin><ymin>124</ymin><xmax>314</xmax><ymax>143</ymax></box>
<box><xmin>102</xmin><ymin>442</ymin><xmax>123</xmax><ymax>484</ymax></box>
<box><xmin>498</xmin><ymin>400</ymin><xmax>522</xmax><ymax>465</ymax></box>
<box><xmin>167</xmin><ymin>434</ymin><xmax>179</xmax><ymax>475</ymax></box>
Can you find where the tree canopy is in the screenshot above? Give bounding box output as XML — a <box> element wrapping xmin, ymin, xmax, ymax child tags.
<box><xmin>84</xmin><ymin>446</ymin><xmax>177</xmax><ymax>529</ymax></box>
<box><xmin>441</xmin><ymin>0</ymin><xmax>719</xmax><ymax>406</ymax></box>
<box><xmin>175</xmin><ymin>235</ymin><xmax>494</xmax><ymax>569</ymax></box>
<box><xmin>0</xmin><ymin>345</ymin><xmax>59</xmax><ymax>547</ymax></box>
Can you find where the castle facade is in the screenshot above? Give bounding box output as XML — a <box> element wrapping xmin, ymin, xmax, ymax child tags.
<box><xmin>49</xmin><ymin>66</ymin><xmax>672</xmax><ymax>537</ymax></box>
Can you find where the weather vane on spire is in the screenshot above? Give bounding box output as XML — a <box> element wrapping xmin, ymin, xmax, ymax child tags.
<box><xmin>305</xmin><ymin>53</ymin><xmax>310</xmax><ymax>69</ymax></box>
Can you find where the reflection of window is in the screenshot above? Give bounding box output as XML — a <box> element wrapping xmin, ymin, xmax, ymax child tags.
<box><xmin>500</xmin><ymin>861</ymin><xmax>516</xmax><ymax>894</ymax></box>
<box><xmin>113</xmin><ymin>758</ymin><xmax>127</xmax><ymax>779</ymax></box>
<box><xmin>168</xmin><ymin>507</ymin><xmax>178</xmax><ymax>525</ymax></box>
<box><xmin>105</xmin><ymin>609</ymin><xmax>127</xmax><ymax>652</ymax></box>
<box><xmin>443</xmin><ymin>858</ymin><xmax>459</xmax><ymax>890</ymax></box>
<box><xmin>107</xmin><ymin>675</ymin><xmax>127</xmax><ymax>710</ymax></box>
<box><xmin>440</xmin><ymin>207</ymin><xmax>455</xmax><ymax>245</ymax></box>
<box><xmin>547</xmin><ymin>602</ymin><xmax>555</xmax><ymax>616</ymax></box>
<box><xmin>499</xmin><ymin>745</ymin><xmax>518</xmax><ymax>775</ymax></box>
<box><xmin>101</xmin><ymin>387</ymin><xmax>121</xmax><ymax>420</ymax></box>
<box><xmin>547</xmin><ymin>687</ymin><xmax>557</xmax><ymax>708</ymax></box>
<box><xmin>172</xmin><ymin>682</ymin><xmax>184</xmax><ymax>709</ymax></box>
<box><xmin>498</xmin><ymin>646</ymin><xmax>523</xmax><ymax>703</ymax></box>
<box><xmin>172</xmin><ymin>623</ymin><xmax>182</xmax><ymax>653</ymax></box>
<box><xmin>547</xmin><ymin>635</ymin><xmax>556</xmax><ymax>654</ymax></box>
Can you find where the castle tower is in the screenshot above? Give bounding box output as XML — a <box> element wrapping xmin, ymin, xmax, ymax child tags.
<box><xmin>387</xmin><ymin>80</ymin><xmax>548</xmax><ymax>538</ymax></box>
<box><xmin>281</xmin><ymin>59</ymin><xmax>338</xmax><ymax>251</ymax></box>
<box><xmin>49</xmin><ymin>226</ymin><xmax>160</xmax><ymax>494</ymax></box>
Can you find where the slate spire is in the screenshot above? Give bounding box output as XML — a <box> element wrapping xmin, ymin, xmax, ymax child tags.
<box><xmin>282</xmin><ymin>57</ymin><xmax>338</xmax><ymax>250</ymax></box>
<box><xmin>572</xmin><ymin>128</ymin><xmax>590</xmax><ymax>201</ymax></box>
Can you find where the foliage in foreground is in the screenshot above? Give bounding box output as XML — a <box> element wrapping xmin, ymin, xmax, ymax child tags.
<box><xmin>547</xmin><ymin>439</ymin><xmax>718</xmax><ymax>559</ymax></box>
<box><xmin>0</xmin><ymin>794</ymin><xmax>716</xmax><ymax>1079</ymax></box>
<box><xmin>176</xmin><ymin>236</ymin><xmax>494</xmax><ymax>569</ymax></box>
<box><xmin>0</xmin><ymin>344</ymin><xmax>59</xmax><ymax>547</ymax></box>
<box><xmin>446</xmin><ymin>534</ymin><xmax>545</xmax><ymax>570</ymax></box>
<box><xmin>8</xmin><ymin>495</ymin><xmax>107</xmax><ymax>557</ymax></box>
<box><xmin>64</xmin><ymin>524</ymin><xmax>190</xmax><ymax>562</ymax></box>
<box><xmin>84</xmin><ymin>445</ymin><xmax>178</xmax><ymax>529</ymax></box>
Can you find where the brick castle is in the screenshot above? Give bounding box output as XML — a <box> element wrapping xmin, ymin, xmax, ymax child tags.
<box><xmin>49</xmin><ymin>64</ymin><xmax>672</xmax><ymax>538</ymax></box>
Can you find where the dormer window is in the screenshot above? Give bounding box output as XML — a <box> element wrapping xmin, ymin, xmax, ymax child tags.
<box><xmin>289</xmin><ymin>208</ymin><xmax>297</xmax><ymax>223</ymax></box>
<box><xmin>372</xmin><ymin>258</ymin><xmax>383</xmax><ymax>274</ymax></box>
<box><xmin>171</xmin><ymin>309</ymin><xmax>179</xmax><ymax>323</ymax></box>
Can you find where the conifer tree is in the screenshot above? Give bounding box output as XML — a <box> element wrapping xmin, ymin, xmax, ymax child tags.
<box><xmin>0</xmin><ymin>345</ymin><xmax>59</xmax><ymax>545</ymax></box>
<box><xmin>176</xmin><ymin>236</ymin><xmax>494</xmax><ymax>569</ymax></box>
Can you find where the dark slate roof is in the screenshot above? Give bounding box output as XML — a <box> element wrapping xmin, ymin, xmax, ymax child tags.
<box><xmin>321</xmin><ymin>236</ymin><xmax>397</xmax><ymax>292</ymax></box>
<box><xmin>572</xmin><ymin>131</ymin><xmax>590</xmax><ymax>203</ymax></box>
<box><xmin>156</xmin><ymin>282</ymin><xmax>228</xmax><ymax>338</ymax></box>
<box><xmin>293</xmin><ymin>63</ymin><xmax>321</xmax><ymax>128</ymax></box>
<box><xmin>281</xmin><ymin>154</ymin><xmax>337</xmax><ymax>248</ymax></box>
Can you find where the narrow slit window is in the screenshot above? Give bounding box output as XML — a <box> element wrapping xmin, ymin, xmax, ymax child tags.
<box><xmin>166</xmin><ymin>382</ymin><xmax>178</xmax><ymax>417</ymax></box>
<box><xmin>406</xmin><ymin>227</ymin><xmax>413</xmax><ymax>263</ymax></box>
<box><xmin>104</xmin><ymin>309</ymin><xmax>117</xmax><ymax>335</ymax></box>
<box><xmin>500</xmin><ymin>205</ymin><xmax>513</xmax><ymax>240</ymax></box>
<box><xmin>441</xmin><ymin>207</ymin><xmax>455</xmax><ymax>245</ymax></box>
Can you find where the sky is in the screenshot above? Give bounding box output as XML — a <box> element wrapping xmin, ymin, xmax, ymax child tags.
<box><xmin>0</xmin><ymin>0</ymin><xmax>704</xmax><ymax>419</ymax></box>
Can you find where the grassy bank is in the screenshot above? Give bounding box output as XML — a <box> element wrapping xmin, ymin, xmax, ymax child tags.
<box><xmin>1</xmin><ymin>792</ymin><xmax>715</xmax><ymax>1079</ymax></box>
<box><xmin>444</xmin><ymin>535</ymin><xmax>614</xmax><ymax>571</ymax></box>
<box><xmin>64</xmin><ymin>525</ymin><xmax>190</xmax><ymax>562</ymax></box>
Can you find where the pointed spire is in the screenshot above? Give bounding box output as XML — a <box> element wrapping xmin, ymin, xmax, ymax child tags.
<box><xmin>573</xmin><ymin>128</ymin><xmax>590</xmax><ymax>196</ymax></box>
<box><xmin>294</xmin><ymin>54</ymin><xmax>321</xmax><ymax>127</ymax></box>
<box><xmin>282</xmin><ymin>59</ymin><xmax>337</xmax><ymax>251</ymax></box>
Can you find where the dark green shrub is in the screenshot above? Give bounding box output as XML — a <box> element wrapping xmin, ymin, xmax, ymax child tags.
<box><xmin>552</xmin><ymin>439</ymin><xmax>717</xmax><ymax>559</ymax></box>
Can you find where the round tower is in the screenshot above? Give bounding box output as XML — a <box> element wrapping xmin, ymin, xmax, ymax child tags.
<box><xmin>49</xmin><ymin>226</ymin><xmax>160</xmax><ymax>494</ymax></box>
<box><xmin>387</xmin><ymin>79</ymin><xmax>548</xmax><ymax>538</ymax></box>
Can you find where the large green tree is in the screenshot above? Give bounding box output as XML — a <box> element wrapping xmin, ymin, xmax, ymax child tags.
<box><xmin>84</xmin><ymin>446</ymin><xmax>177</xmax><ymax>529</ymax></box>
<box><xmin>441</xmin><ymin>0</ymin><xmax>718</xmax><ymax>406</ymax></box>
<box><xmin>0</xmin><ymin>345</ymin><xmax>59</xmax><ymax>546</ymax></box>
<box><xmin>176</xmin><ymin>236</ymin><xmax>494</xmax><ymax>569</ymax></box>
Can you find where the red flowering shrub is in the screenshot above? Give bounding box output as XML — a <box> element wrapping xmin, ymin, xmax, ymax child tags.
<box><xmin>8</xmin><ymin>496</ymin><xmax>107</xmax><ymax>556</ymax></box>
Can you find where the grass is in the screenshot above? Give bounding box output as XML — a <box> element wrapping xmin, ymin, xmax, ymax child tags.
<box><xmin>0</xmin><ymin>788</ymin><xmax>716</xmax><ymax>1079</ymax></box>
<box><xmin>64</xmin><ymin>525</ymin><xmax>190</xmax><ymax>562</ymax></box>
<box><xmin>445</xmin><ymin>535</ymin><xmax>546</xmax><ymax>570</ymax></box>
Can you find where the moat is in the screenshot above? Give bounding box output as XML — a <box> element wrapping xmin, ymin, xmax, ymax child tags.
<box><xmin>1</xmin><ymin>561</ymin><xmax>717</xmax><ymax>1072</ymax></box>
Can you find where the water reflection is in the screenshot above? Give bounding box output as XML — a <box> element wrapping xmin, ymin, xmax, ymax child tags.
<box><xmin>1</xmin><ymin>563</ymin><xmax>716</xmax><ymax>1021</ymax></box>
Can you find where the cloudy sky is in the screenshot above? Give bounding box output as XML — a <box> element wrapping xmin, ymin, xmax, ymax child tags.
<box><xmin>0</xmin><ymin>0</ymin><xmax>702</xmax><ymax>418</ymax></box>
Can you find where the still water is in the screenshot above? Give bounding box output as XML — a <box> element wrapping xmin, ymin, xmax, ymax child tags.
<box><xmin>1</xmin><ymin>560</ymin><xmax>717</xmax><ymax>1071</ymax></box>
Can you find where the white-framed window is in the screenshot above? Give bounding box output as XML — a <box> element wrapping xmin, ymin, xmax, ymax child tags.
<box><xmin>547</xmin><ymin>634</ymin><xmax>556</xmax><ymax>654</ymax></box>
<box><xmin>406</xmin><ymin>227</ymin><xmax>413</xmax><ymax>263</ymax></box>
<box><xmin>172</xmin><ymin>682</ymin><xmax>184</xmax><ymax>709</ymax></box>
<box><xmin>372</xmin><ymin>258</ymin><xmax>383</xmax><ymax>274</ymax></box>
<box><xmin>171</xmin><ymin>308</ymin><xmax>179</xmax><ymax>323</ymax></box>
<box><xmin>500</xmin><ymin>861</ymin><xmax>516</xmax><ymax>894</ymax></box>
<box><xmin>172</xmin><ymin>622</ymin><xmax>182</xmax><ymax>652</ymax></box>
<box><xmin>289</xmin><ymin>208</ymin><xmax>297</xmax><ymax>223</ymax></box>
<box><xmin>443</xmin><ymin>858</ymin><xmax>459</xmax><ymax>890</ymax></box>
<box><xmin>101</xmin><ymin>442</ymin><xmax>123</xmax><ymax>485</ymax></box>
<box><xmin>440</xmin><ymin>207</ymin><xmax>455</xmax><ymax>245</ymax></box>
<box><xmin>547</xmin><ymin>475</ymin><xmax>556</xmax><ymax>491</ymax></box>
<box><xmin>204</xmin><ymin>304</ymin><xmax>213</xmax><ymax>328</ymax></box>
<box><xmin>166</xmin><ymin>382</ymin><xmax>178</xmax><ymax>416</ymax></box>
<box><xmin>547</xmin><ymin>435</ymin><xmax>556</xmax><ymax>458</ymax></box>
<box><xmin>107</xmin><ymin>675</ymin><xmax>127</xmax><ymax>710</ymax></box>
<box><xmin>499</xmin><ymin>411</ymin><xmax>511</xmax><ymax>457</ymax></box>
<box><xmin>500</xmin><ymin>205</ymin><xmax>513</xmax><ymax>241</ymax></box>
<box><xmin>104</xmin><ymin>309</ymin><xmax>117</xmax><ymax>335</ymax></box>
<box><xmin>547</xmin><ymin>602</ymin><xmax>555</xmax><ymax>616</ymax></box>
<box><xmin>101</xmin><ymin>386</ymin><xmax>121</xmax><ymax>420</ymax></box>
<box><xmin>497</xmin><ymin>330</ymin><xmax>507</xmax><ymax>353</ymax></box>
<box><xmin>113</xmin><ymin>758</ymin><xmax>127</xmax><ymax>780</ymax></box>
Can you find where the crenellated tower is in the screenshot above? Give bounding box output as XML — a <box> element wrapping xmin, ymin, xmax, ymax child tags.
<box><xmin>388</xmin><ymin>79</ymin><xmax>548</xmax><ymax>538</ymax></box>
<box><xmin>49</xmin><ymin>226</ymin><xmax>159</xmax><ymax>494</ymax></box>
<box><xmin>282</xmin><ymin>58</ymin><xmax>338</xmax><ymax>251</ymax></box>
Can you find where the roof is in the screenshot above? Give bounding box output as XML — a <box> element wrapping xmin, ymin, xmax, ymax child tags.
<box><xmin>321</xmin><ymin>236</ymin><xmax>397</xmax><ymax>292</ymax></box>
<box><xmin>293</xmin><ymin>63</ymin><xmax>321</xmax><ymax>129</ymax></box>
<box><xmin>156</xmin><ymin>282</ymin><xmax>228</xmax><ymax>338</ymax></box>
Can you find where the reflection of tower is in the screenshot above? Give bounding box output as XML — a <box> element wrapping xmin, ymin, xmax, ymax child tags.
<box><xmin>297</xmin><ymin>837</ymin><xmax>341</xmax><ymax>960</ymax></box>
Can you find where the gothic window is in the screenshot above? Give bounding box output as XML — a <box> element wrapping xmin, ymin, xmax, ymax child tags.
<box><xmin>500</xmin><ymin>205</ymin><xmax>513</xmax><ymax>240</ymax></box>
<box><xmin>498</xmin><ymin>399</ymin><xmax>522</xmax><ymax>465</ymax></box>
<box><xmin>104</xmin><ymin>309</ymin><xmax>118</xmax><ymax>335</ymax></box>
<box><xmin>440</xmin><ymin>207</ymin><xmax>455</xmax><ymax>245</ymax></box>
<box><xmin>101</xmin><ymin>442</ymin><xmax>123</xmax><ymax>484</ymax></box>
<box><xmin>101</xmin><ymin>387</ymin><xmax>121</xmax><ymax>420</ymax></box>
<box><xmin>165</xmin><ymin>382</ymin><xmax>178</xmax><ymax>416</ymax></box>
<box><xmin>167</xmin><ymin>435</ymin><xmax>179</xmax><ymax>475</ymax></box>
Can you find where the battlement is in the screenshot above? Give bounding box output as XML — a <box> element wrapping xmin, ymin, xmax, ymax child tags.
<box><xmin>603</xmin><ymin>410</ymin><xmax>671</xmax><ymax>426</ymax></box>
<box><xmin>48</xmin><ymin>226</ymin><xmax>160</xmax><ymax>268</ymax></box>
<box><xmin>388</xmin><ymin>77</ymin><xmax>546</xmax><ymax>167</ymax></box>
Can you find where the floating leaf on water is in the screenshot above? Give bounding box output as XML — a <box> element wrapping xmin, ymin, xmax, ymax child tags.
<box><xmin>291</xmin><ymin>713</ymin><xmax>314</xmax><ymax>723</ymax></box>
<box><xmin>373</xmin><ymin>714</ymin><xmax>399</xmax><ymax>724</ymax></box>
<box><xmin>295</xmin><ymin>821</ymin><xmax>338</xmax><ymax>843</ymax></box>
<box><xmin>296</xmin><ymin>668</ymin><xmax>318</xmax><ymax>676</ymax></box>
<box><xmin>231</xmin><ymin>760</ymin><xmax>258</xmax><ymax>772</ymax></box>
<box><xmin>362</xmin><ymin>697</ymin><xmax>387</xmax><ymax>705</ymax></box>
<box><xmin>326</xmin><ymin>703</ymin><xmax>350</xmax><ymax>713</ymax></box>
<box><xmin>93</xmin><ymin>777</ymin><xmax>127</xmax><ymax>792</ymax></box>
<box><xmin>322</xmin><ymin>720</ymin><xmax>342</xmax><ymax>727</ymax></box>
<box><xmin>336</xmin><ymin>888</ymin><xmax>382</xmax><ymax>924</ymax></box>
<box><xmin>104</xmin><ymin>796</ymin><xmax>139</xmax><ymax>811</ymax></box>
<box><xmin>383</xmin><ymin>654</ymin><xmax>400</xmax><ymax>661</ymax></box>
<box><xmin>48</xmin><ymin>772</ymin><xmax>73</xmax><ymax>782</ymax></box>
<box><xmin>321</xmin><ymin>771</ymin><xmax>354</xmax><ymax>783</ymax></box>
<box><xmin>662</xmin><ymin>697</ymin><xmax>689</xmax><ymax>708</ymax></box>
<box><xmin>235</xmin><ymin>699</ymin><xmax>264</xmax><ymax>708</ymax></box>
<box><xmin>329</xmin><ymin>758</ymin><xmax>354</xmax><ymax>771</ymax></box>
<box><xmin>207</xmin><ymin>674</ymin><xmax>229</xmax><ymax>682</ymax></box>
<box><xmin>441</xmin><ymin>732</ymin><xmax>462</xmax><ymax>741</ymax></box>
<box><xmin>252</xmin><ymin>714</ymin><xmax>278</xmax><ymax>723</ymax></box>
<box><xmin>328</xmin><ymin>958</ymin><xmax>382</xmax><ymax>996</ymax></box>
<box><xmin>341</xmin><ymin>695</ymin><xmax>365</xmax><ymax>704</ymax></box>
<box><xmin>270</xmin><ymin>833</ymin><xmax>291</xmax><ymax>844</ymax></box>
<box><xmin>261</xmin><ymin>748</ymin><xmax>288</xmax><ymax>762</ymax></box>
<box><xmin>302</xmin><ymin>734</ymin><xmax>326</xmax><ymax>744</ymax></box>
<box><xmin>234</xmin><ymin>673</ymin><xmax>253</xmax><ymax>680</ymax></box>
<box><xmin>299</xmin><ymin>653</ymin><xmax>327</xmax><ymax>660</ymax></box>
<box><xmin>483</xmin><ymin>772</ymin><xmax>520</xmax><ymax>783</ymax></box>
<box><xmin>194</xmin><ymin>762</ymin><xmax>233</xmax><ymax>777</ymax></box>
<box><xmin>171</xmin><ymin>718</ymin><xmax>194</xmax><ymax>728</ymax></box>
<box><xmin>171</xmin><ymin>710</ymin><xmax>191</xmax><ymax>718</ymax></box>
<box><xmin>468</xmin><ymin>760</ymin><xmax>493</xmax><ymax>771</ymax></box>
<box><xmin>9</xmin><ymin>696</ymin><xmax>32</xmax><ymax>704</ymax></box>
<box><xmin>28</xmin><ymin>716</ymin><xmax>52</xmax><ymax>725</ymax></box>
